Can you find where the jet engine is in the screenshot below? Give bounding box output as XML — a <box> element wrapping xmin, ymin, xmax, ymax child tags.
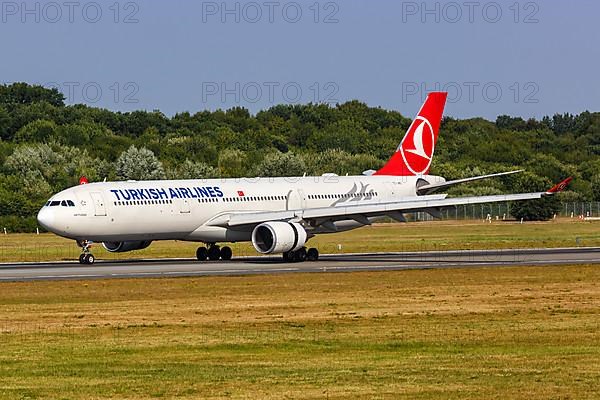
<box><xmin>251</xmin><ymin>221</ymin><xmax>307</xmax><ymax>254</ymax></box>
<box><xmin>102</xmin><ymin>241</ymin><xmax>152</xmax><ymax>253</ymax></box>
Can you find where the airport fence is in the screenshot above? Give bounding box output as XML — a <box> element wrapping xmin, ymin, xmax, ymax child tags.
<box><xmin>411</xmin><ymin>202</ymin><xmax>600</xmax><ymax>222</ymax></box>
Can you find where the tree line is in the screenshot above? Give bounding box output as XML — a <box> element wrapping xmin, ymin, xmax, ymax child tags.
<box><xmin>1</xmin><ymin>83</ymin><xmax>597</xmax><ymax>231</ymax></box>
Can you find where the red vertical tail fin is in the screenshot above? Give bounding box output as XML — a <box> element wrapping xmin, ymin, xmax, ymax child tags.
<box><xmin>374</xmin><ymin>92</ymin><xmax>447</xmax><ymax>176</ymax></box>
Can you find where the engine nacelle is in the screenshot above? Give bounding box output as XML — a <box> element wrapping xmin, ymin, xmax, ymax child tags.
<box><xmin>102</xmin><ymin>240</ymin><xmax>152</xmax><ymax>253</ymax></box>
<box><xmin>251</xmin><ymin>221</ymin><xmax>307</xmax><ymax>254</ymax></box>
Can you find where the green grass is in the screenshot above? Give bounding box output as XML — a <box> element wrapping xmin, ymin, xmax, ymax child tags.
<box><xmin>1</xmin><ymin>218</ymin><xmax>600</xmax><ymax>263</ymax></box>
<box><xmin>0</xmin><ymin>266</ymin><xmax>599</xmax><ymax>398</ymax></box>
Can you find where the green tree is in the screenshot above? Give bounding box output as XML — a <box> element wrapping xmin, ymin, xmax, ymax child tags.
<box><xmin>0</xmin><ymin>106</ymin><xmax>10</xmax><ymax>140</ymax></box>
<box><xmin>591</xmin><ymin>174</ymin><xmax>600</xmax><ymax>201</ymax></box>
<box><xmin>510</xmin><ymin>173</ymin><xmax>561</xmax><ymax>221</ymax></box>
<box><xmin>4</xmin><ymin>143</ymin><xmax>108</xmax><ymax>190</ymax></box>
<box><xmin>14</xmin><ymin>120</ymin><xmax>57</xmax><ymax>142</ymax></box>
<box><xmin>116</xmin><ymin>145</ymin><xmax>166</xmax><ymax>180</ymax></box>
<box><xmin>254</xmin><ymin>151</ymin><xmax>306</xmax><ymax>177</ymax></box>
<box><xmin>0</xmin><ymin>82</ymin><xmax>65</xmax><ymax>107</ymax></box>
<box><xmin>307</xmin><ymin>119</ymin><xmax>370</xmax><ymax>153</ymax></box>
<box><xmin>218</xmin><ymin>148</ymin><xmax>247</xmax><ymax>178</ymax></box>
<box><xmin>302</xmin><ymin>149</ymin><xmax>380</xmax><ymax>176</ymax></box>
<box><xmin>53</xmin><ymin>121</ymin><xmax>110</xmax><ymax>147</ymax></box>
<box><xmin>167</xmin><ymin>160</ymin><xmax>218</xmax><ymax>179</ymax></box>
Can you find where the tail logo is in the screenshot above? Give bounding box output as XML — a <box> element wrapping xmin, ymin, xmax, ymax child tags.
<box><xmin>400</xmin><ymin>116</ymin><xmax>434</xmax><ymax>175</ymax></box>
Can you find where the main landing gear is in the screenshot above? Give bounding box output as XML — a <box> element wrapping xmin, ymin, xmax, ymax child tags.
<box><xmin>283</xmin><ymin>247</ymin><xmax>319</xmax><ymax>263</ymax></box>
<box><xmin>195</xmin><ymin>244</ymin><xmax>319</xmax><ymax>262</ymax></box>
<box><xmin>196</xmin><ymin>244</ymin><xmax>233</xmax><ymax>261</ymax></box>
<box><xmin>78</xmin><ymin>240</ymin><xmax>95</xmax><ymax>265</ymax></box>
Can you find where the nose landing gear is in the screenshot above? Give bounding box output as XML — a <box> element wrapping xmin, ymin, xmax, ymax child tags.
<box><xmin>77</xmin><ymin>240</ymin><xmax>95</xmax><ymax>265</ymax></box>
<box><xmin>78</xmin><ymin>253</ymin><xmax>95</xmax><ymax>265</ymax></box>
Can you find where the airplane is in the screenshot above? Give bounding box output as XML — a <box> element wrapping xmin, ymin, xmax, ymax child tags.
<box><xmin>37</xmin><ymin>92</ymin><xmax>572</xmax><ymax>265</ymax></box>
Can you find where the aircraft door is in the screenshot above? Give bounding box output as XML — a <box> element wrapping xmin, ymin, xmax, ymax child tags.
<box><xmin>90</xmin><ymin>192</ymin><xmax>107</xmax><ymax>216</ymax></box>
<box><xmin>180</xmin><ymin>198</ymin><xmax>190</xmax><ymax>214</ymax></box>
<box><xmin>286</xmin><ymin>189</ymin><xmax>307</xmax><ymax>210</ymax></box>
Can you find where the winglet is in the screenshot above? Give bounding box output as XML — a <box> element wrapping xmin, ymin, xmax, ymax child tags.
<box><xmin>546</xmin><ymin>177</ymin><xmax>573</xmax><ymax>194</ymax></box>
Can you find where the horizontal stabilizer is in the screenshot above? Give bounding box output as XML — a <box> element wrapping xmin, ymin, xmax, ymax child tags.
<box><xmin>417</xmin><ymin>170</ymin><xmax>523</xmax><ymax>195</ymax></box>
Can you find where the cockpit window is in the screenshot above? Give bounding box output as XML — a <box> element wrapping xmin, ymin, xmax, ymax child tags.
<box><xmin>47</xmin><ymin>200</ymin><xmax>75</xmax><ymax>207</ymax></box>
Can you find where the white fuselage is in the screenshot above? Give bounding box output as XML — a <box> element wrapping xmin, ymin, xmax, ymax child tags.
<box><xmin>37</xmin><ymin>174</ymin><xmax>444</xmax><ymax>243</ymax></box>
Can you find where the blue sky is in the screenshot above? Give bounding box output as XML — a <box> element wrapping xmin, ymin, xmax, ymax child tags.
<box><xmin>1</xmin><ymin>0</ymin><xmax>598</xmax><ymax>119</ymax></box>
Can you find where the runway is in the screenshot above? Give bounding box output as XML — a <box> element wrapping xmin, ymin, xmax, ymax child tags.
<box><xmin>1</xmin><ymin>247</ymin><xmax>600</xmax><ymax>282</ymax></box>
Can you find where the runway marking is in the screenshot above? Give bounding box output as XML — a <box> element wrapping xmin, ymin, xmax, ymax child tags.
<box><xmin>0</xmin><ymin>249</ymin><xmax>599</xmax><ymax>281</ymax></box>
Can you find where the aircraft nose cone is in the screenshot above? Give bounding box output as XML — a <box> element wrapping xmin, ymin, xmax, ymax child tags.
<box><xmin>37</xmin><ymin>207</ymin><xmax>56</xmax><ymax>232</ymax></box>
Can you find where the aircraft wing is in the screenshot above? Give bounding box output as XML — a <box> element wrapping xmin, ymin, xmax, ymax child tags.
<box><xmin>208</xmin><ymin>177</ymin><xmax>572</xmax><ymax>228</ymax></box>
<box><xmin>416</xmin><ymin>170</ymin><xmax>523</xmax><ymax>195</ymax></box>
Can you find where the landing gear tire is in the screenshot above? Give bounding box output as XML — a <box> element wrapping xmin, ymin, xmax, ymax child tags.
<box><xmin>307</xmin><ymin>248</ymin><xmax>319</xmax><ymax>261</ymax></box>
<box><xmin>283</xmin><ymin>247</ymin><xmax>311</xmax><ymax>263</ymax></box>
<box><xmin>283</xmin><ymin>251</ymin><xmax>292</xmax><ymax>262</ymax></box>
<box><xmin>79</xmin><ymin>253</ymin><xmax>95</xmax><ymax>265</ymax></box>
<box><xmin>207</xmin><ymin>245</ymin><xmax>221</xmax><ymax>261</ymax></box>
<box><xmin>220</xmin><ymin>246</ymin><xmax>232</xmax><ymax>261</ymax></box>
<box><xmin>294</xmin><ymin>247</ymin><xmax>307</xmax><ymax>262</ymax></box>
<box><xmin>196</xmin><ymin>246</ymin><xmax>208</xmax><ymax>261</ymax></box>
<box><xmin>78</xmin><ymin>240</ymin><xmax>94</xmax><ymax>264</ymax></box>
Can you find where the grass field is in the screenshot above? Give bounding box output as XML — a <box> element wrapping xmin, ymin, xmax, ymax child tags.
<box><xmin>0</xmin><ymin>265</ymin><xmax>599</xmax><ymax>399</ymax></box>
<box><xmin>1</xmin><ymin>218</ymin><xmax>600</xmax><ymax>263</ymax></box>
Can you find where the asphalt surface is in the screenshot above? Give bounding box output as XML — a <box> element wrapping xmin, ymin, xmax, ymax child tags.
<box><xmin>1</xmin><ymin>247</ymin><xmax>599</xmax><ymax>282</ymax></box>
